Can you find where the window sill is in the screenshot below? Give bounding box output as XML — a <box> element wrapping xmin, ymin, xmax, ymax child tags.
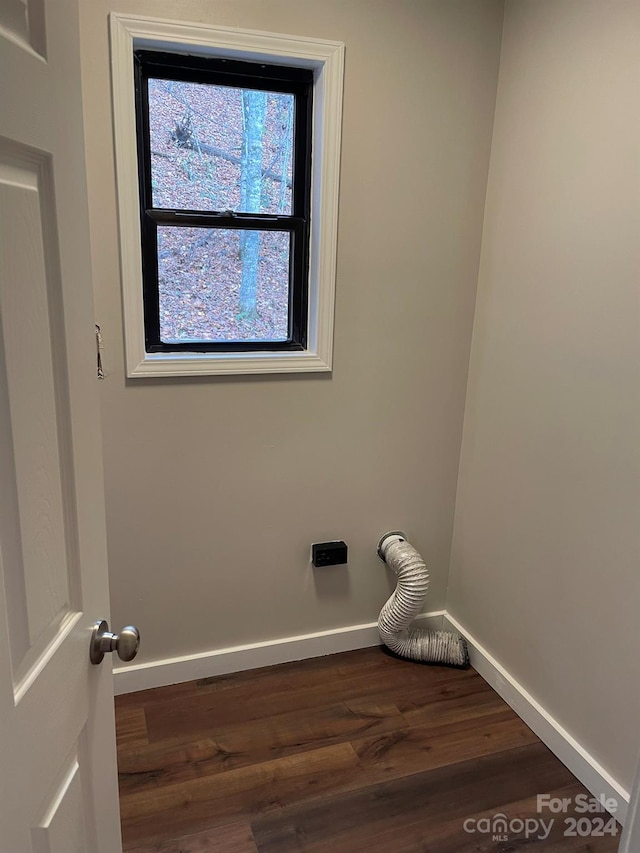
<box><xmin>128</xmin><ymin>348</ymin><xmax>332</xmax><ymax>378</ymax></box>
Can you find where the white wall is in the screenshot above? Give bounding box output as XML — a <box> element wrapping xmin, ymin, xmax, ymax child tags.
<box><xmin>79</xmin><ymin>1</ymin><xmax>504</xmax><ymax>666</ymax></box>
<box><xmin>449</xmin><ymin>0</ymin><xmax>640</xmax><ymax>791</ymax></box>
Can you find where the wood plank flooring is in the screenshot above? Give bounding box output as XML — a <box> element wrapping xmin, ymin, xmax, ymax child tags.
<box><xmin>115</xmin><ymin>647</ymin><xmax>621</xmax><ymax>852</ymax></box>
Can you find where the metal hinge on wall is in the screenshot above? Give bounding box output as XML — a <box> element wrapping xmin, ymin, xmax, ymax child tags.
<box><xmin>95</xmin><ymin>324</ymin><xmax>104</xmax><ymax>379</ymax></box>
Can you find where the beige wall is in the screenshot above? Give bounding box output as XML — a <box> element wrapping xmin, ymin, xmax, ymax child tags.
<box><xmin>79</xmin><ymin>1</ymin><xmax>504</xmax><ymax>664</ymax></box>
<box><xmin>449</xmin><ymin>0</ymin><xmax>640</xmax><ymax>790</ymax></box>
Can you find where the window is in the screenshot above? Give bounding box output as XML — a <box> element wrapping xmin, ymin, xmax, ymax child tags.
<box><xmin>110</xmin><ymin>15</ymin><xmax>344</xmax><ymax>377</ymax></box>
<box><xmin>135</xmin><ymin>52</ymin><xmax>312</xmax><ymax>353</ymax></box>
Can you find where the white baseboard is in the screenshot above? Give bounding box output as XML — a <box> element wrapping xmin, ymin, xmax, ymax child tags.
<box><xmin>444</xmin><ymin>613</ymin><xmax>630</xmax><ymax>825</ymax></box>
<box><xmin>113</xmin><ymin>611</ymin><xmax>445</xmax><ymax>695</ymax></box>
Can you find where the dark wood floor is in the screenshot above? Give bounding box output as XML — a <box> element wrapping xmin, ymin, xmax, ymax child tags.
<box><xmin>115</xmin><ymin>647</ymin><xmax>620</xmax><ymax>852</ymax></box>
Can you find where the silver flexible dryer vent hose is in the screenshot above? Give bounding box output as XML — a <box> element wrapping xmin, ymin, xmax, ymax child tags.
<box><xmin>377</xmin><ymin>531</ymin><xmax>469</xmax><ymax>668</ymax></box>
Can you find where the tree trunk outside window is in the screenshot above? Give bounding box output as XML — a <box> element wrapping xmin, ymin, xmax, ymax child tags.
<box><xmin>239</xmin><ymin>89</ymin><xmax>267</xmax><ymax>320</ymax></box>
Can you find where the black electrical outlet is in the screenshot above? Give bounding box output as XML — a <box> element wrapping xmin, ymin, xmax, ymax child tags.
<box><xmin>312</xmin><ymin>541</ymin><xmax>348</xmax><ymax>567</ymax></box>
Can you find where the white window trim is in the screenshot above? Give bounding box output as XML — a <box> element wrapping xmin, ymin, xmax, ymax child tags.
<box><xmin>109</xmin><ymin>13</ymin><xmax>344</xmax><ymax>377</ymax></box>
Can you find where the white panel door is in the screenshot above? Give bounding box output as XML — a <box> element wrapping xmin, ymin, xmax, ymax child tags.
<box><xmin>0</xmin><ymin>1</ymin><xmax>122</xmax><ymax>851</ymax></box>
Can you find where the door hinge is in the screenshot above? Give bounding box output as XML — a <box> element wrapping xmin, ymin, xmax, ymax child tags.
<box><xmin>95</xmin><ymin>324</ymin><xmax>104</xmax><ymax>379</ymax></box>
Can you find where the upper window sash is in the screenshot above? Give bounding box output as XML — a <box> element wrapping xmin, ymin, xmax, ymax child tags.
<box><xmin>134</xmin><ymin>51</ymin><xmax>314</xmax><ymax>220</ymax></box>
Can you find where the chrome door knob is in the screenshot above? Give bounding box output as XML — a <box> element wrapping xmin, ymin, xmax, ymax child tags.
<box><xmin>90</xmin><ymin>620</ymin><xmax>140</xmax><ymax>665</ymax></box>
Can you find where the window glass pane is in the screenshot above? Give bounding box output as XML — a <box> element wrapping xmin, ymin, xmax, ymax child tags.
<box><xmin>148</xmin><ymin>79</ymin><xmax>294</xmax><ymax>215</ymax></box>
<box><xmin>157</xmin><ymin>226</ymin><xmax>291</xmax><ymax>343</ymax></box>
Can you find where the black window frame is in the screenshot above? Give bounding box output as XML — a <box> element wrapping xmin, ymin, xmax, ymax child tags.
<box><xmin>133</xmin><ymin>50</ymin><xmax>313</xmax><ymax>354</ymax></box>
